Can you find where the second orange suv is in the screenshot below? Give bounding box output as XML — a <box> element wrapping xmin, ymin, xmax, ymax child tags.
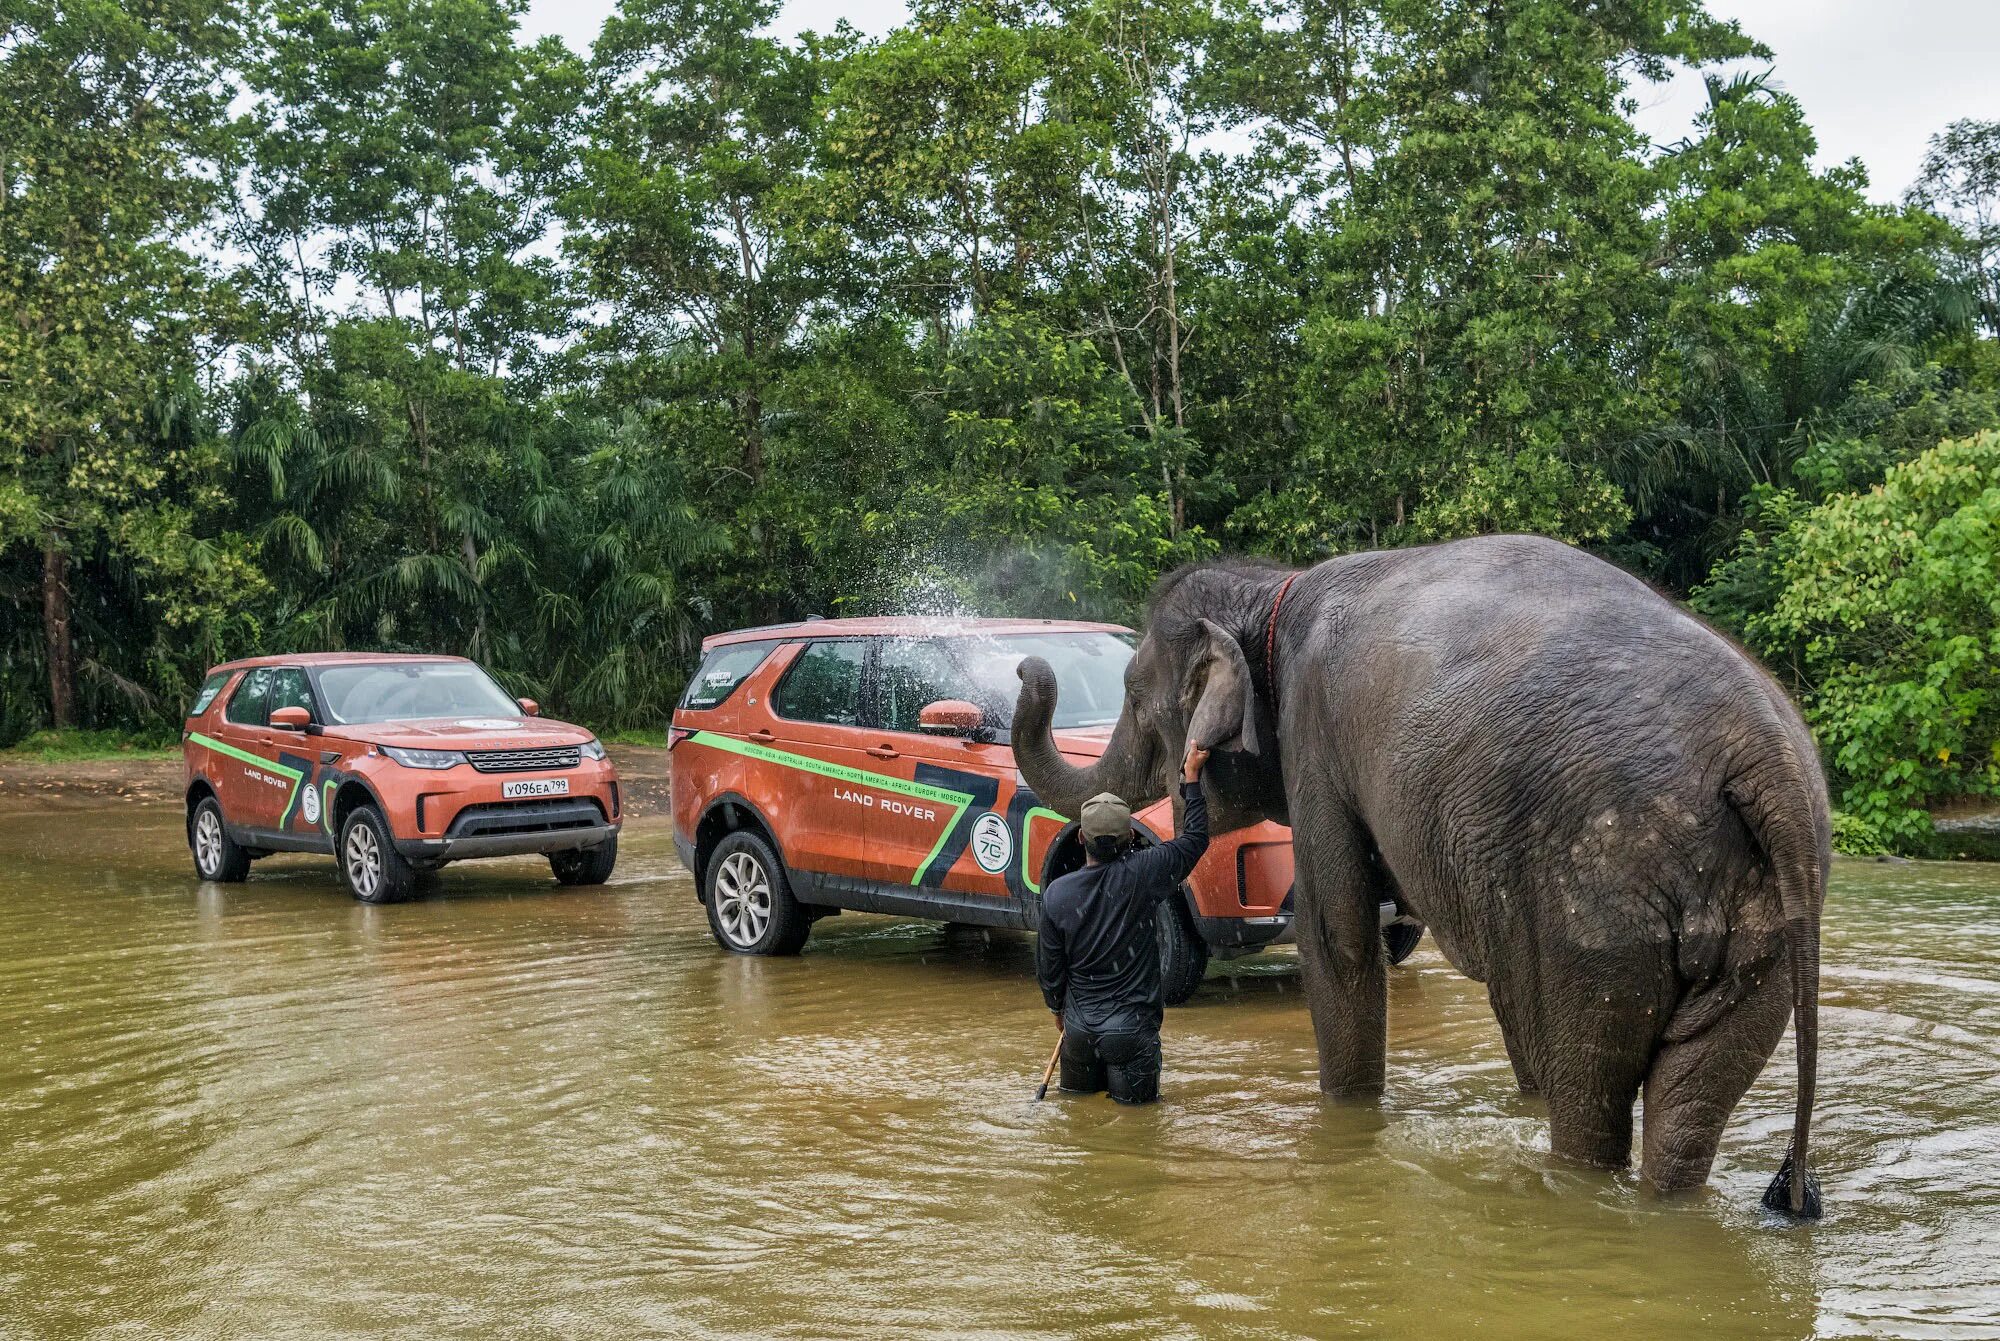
<box><xmin>670</xmin><ymin>617</ymin><xmax>1423</xmax><ymax>1003</ymax></box>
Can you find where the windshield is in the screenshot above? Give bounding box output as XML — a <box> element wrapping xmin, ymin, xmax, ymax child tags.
<box><xmin>314</xmin><ymin>662</ymin><xmax>521</xmax><ymax>725</ymax></box>
<box><xmin>954</xmin><ymin>631</ymin><xmax>1135</xmax><ymax>730</ymax></box>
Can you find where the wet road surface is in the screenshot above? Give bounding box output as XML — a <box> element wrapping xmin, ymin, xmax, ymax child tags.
<box><xmin>1</xmin><ymin>794</ymin><xmax>1996</xmax><ymax>1338</ymax></box>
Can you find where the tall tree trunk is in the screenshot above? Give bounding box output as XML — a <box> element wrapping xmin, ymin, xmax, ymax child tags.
<box><xmin>730</xmin><ymin>198</ymin><xmax>766</xmax><ymax>484</ymax></box>
<box><xmin>461</xmin><ymin>530</ymin><xmax>484</xmax><ymax>658</ymax></box>
<box><xmin>42</xmin><ymin>529</ymin><xmax>74</xmax><ymax>730</ymax></box>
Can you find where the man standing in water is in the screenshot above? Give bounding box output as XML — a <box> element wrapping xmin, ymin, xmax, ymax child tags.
<box><xmin>1036</xmin><ymin>745</ymin><xmax>1210</xmax><ymax>1103</ymax></box>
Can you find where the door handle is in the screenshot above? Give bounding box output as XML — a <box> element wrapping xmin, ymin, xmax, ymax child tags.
<box><xmin>866</xmin><ymin>745</ymin><xmax>900</xmax><ymax>760</ymax></box>
<box><xmin>748</xmin><ymin>729</ymin><xmax>775</xmax><ymax>742</ymax></box>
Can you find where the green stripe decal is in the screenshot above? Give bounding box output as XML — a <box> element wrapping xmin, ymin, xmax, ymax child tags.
<box><xmin>322</xmin><ymin>781</ymin><xmax>337</xmax><ymax>834</ymax></box>
<box><xmin>1020</xmin><ymin>806</ymin><xmax>1069</xmax><ymax>893</ymax></box>
<box><xmin>189</xmin><ymin>732</ymin><xmax>305</xmax><ymax>822</ymax></box>
<box><xmin>690</xmin><ymin>731</ymin><xmax>973</xmax><ymax>886</ymax></box>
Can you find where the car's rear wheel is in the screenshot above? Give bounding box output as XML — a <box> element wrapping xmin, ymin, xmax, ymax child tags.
<box><xmin>1384</xmin><ymin>920</ymin><xmax>1425</xmax><ymax>966</ymax></box>
<box><xmin>704</xmin><ymin>831</ymin><xmax>810</xmax><ymax>955</ymax></box>
<box><xmin>338</xmin><ymin>804</ymin><xmax>416</xmax><ymax>904</ymax></box>
<box><xmin>189</xmin><ymin>797</ymin><xmax>251</xmax><ymax>883</ymax></box>
<box><xmin>551</xmin><ymin>834</ymin><xmax>618</xmax><ymax>886</ymax></box>
<box><xmin>1157</xmin><ymin>898</ymin><xmax>1210</xmax><ymax>1006</ymax></box>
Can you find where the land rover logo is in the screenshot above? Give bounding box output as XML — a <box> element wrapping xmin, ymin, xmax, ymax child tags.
<box><xmin>300</xmin><ymin>784</ymin><xmax>321</xmax><ymax>826</ymax></box>
<box><xmin>971</xmin><ymin>811</ymin><xmax>1012</xmax><ymax>874</ymax></box>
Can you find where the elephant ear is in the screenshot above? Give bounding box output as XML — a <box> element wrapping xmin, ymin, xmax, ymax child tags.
<box><xmin>1183</xmin><ymin>618</ymin><xmax>1259</xmax><ymax>757</ymax></box>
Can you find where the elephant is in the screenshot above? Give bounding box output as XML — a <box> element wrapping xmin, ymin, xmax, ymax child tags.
<box><xmin>1013</xmin><ymin>534</ymin><xmax>1826</xmax><ymax>1217</ymax></box>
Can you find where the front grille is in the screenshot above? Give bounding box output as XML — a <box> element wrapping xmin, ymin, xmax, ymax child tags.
<box><xmin>467</xmin><ymin>745</ymin><xmax>581</xmax><ymax>773</ymax></box>
<box><xmin>446</xmin><ymin>799</ymin><xmax>607</xmax><ymax>838</ymax></box>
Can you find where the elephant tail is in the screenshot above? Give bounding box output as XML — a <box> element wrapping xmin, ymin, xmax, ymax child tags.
<box><xmin>1725</xmin><ymin>748</ymin><xmax>1827</xmax><ymax>1222</ymax></box>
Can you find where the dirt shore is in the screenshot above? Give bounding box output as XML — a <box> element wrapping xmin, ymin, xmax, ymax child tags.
<box><xmin>0</xmin><ymin>743</ymin><xmax>675</xmax><ymax>817</ymax></box>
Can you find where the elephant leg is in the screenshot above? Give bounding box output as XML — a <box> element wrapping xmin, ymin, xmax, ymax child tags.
<box><xmin>1490</xmin><ymin>987</ymin><xmax>1538</xmax><ymax>1095</ymax></box>
<box><xmin>1640</xmin><ymin>965</ymin><xmax>1792</xmax><ymax>1195</ymax></box>
<box><xmin>1291</xmin><ymin>817</ymin><xmax>1388</xmax><ymax>1098</ymax></box>
<box><xmin>1535</xmin><ymin>987</ymin><xmax>1654</xmax><ymax>1171</ymax></box>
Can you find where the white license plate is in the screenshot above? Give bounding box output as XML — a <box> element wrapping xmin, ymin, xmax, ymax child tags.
<box><xmin>503</xmin><ymin>777</ymin><xmax>570</xmax><ymax>798</ymax></box>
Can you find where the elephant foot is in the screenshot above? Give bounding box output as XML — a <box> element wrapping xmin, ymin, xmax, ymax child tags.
<box><xmin>1317</xmin><ymin>1075</ymin><xmax>1386</xmax><ymax>1103</ymax></box>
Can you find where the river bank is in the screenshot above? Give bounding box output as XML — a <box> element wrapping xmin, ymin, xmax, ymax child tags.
<box><xmin>0</xmin><ymin>741</ymin><xmax>677</xmax><ymax>815</ymax></box>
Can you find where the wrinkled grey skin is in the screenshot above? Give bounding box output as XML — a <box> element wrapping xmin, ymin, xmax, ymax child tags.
<box><xmin>1015</xmin><ymin>535</ymin><xmax>1827</xmax><ymax>1214</ymax></box>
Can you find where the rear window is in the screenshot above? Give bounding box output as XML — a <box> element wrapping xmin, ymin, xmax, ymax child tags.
<box><xmin>190</xmin><ymin>670</ymin><xmax>231</xmax><ymax>717</ymax></box>
<box><xmin>680</xmin><ymin>641</ymin><xmax>778</xmax><ymax>711</ymax></box>
<box><xmin>772</xmin><ymin>641</ymin><xmax>865</xmax><ymax>725</ymax></box>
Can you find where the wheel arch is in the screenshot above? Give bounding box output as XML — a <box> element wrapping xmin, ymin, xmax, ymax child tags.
<box><xmin>185</xmin><ymin>777</ymin><xmax>219</xmax><ymax>843</ymax></box>
<box><xmin>693</xmin><ymin>793</ymin><xmax>785</xmax><ymax>903</ymax></box>
<box><xmin>329</xmin><ymin>775</ymin><xmax>390</xmax><ymax>836</ymax></box>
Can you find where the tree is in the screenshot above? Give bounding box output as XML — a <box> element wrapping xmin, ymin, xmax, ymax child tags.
<box><xmin>1624</xmin><ymin>72</ymin><xmax>1975</xmax><ymax>588</ymax></box>
<box><xmin>1910</xmin><ymin>119</ymin><xmax>2000</xmax><ymax>337</ymax></box>
<box><xmin>232</xmin><ymin>0</ymin><xmax>585</xmax><ymax>660</ymax></box>
<box><xmin>1240</xmin><ymin>0</ymin><xmax>1751</xmax><ymax>559</ymax></box>
<box><xmin>569</xmin><ymin>0</ymin><xmax>832</xmax><ymax>485</ymax></box>
<box><xmin>0</xmin><ymin>0</ymin><xmax>241</xmax><ymax>727</ymax></box>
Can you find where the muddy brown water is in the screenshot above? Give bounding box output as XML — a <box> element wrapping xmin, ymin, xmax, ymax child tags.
<box><xmin>1</xmin><ymin>792</ymin><xmax>1996</xmax><ymax>1339</ymax></box>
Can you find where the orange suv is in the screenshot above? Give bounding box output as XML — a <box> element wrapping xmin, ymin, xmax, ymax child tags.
<box><xmin>183</xmin><ymin>654</ymin><xmax>621</xmax><ymax>902</ymax></box>
<box><xmin>670</xmin><ymin>618</ymin><xmax>1423</xmax><ymax>1003</ymax></box>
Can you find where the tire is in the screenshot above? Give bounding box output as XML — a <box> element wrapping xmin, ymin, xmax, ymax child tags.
<box><xmin>551</xmin><ymin>834</ymin><xmax>618</xmax><ymax>886</ymax></box>
<box><xmin>338</xmin><ymin>804</ymin><xmax>417</xmax><ymax>904</ymax></box>
<box><xmin>1156</xmin><ymin>897</ymin><xmax>1211</xmax><ymax>1006</ymax></box>
<box><xmin>189</xmin><ymin>796</ymin><xmax>251</xmax><ymax>883</ymax></box>
<box><xmin>704</xmin><ymin>830</ymin><xmax>810</xmax><ymax>956</ymax></box>
<box><xmin>1384</xmin><ymin>920</ymin><xmax>1425</xmax><ymax>966</ymax></box>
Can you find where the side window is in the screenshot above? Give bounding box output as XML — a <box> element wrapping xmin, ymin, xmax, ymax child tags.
<box><xmin>225</xmin><ymin>669</ymin><xmax>272</xmax><ymax>726</ymax></box>
<box><xmin>875</xmin><ymin>639</ymin><xmax>963</xmax><ymax>733</ymax></box>
<box><xmin>190</xmin><ymin>671</ymin><xmax>231</xmax><ymax>717</ymax></box>
<box><xmin>680</xmin><ymin>641</ymin><xmax>777</xmax><ymax>711</ymax></box>
<box><xmin>771</xmin><ymin>641</ymin><xmax>865</xmax><ymax>726</ymax></box>
<box><xmin>267</xmin><ymin>668</ymin><xmax>314</xmax><ymax>720</ymax></box>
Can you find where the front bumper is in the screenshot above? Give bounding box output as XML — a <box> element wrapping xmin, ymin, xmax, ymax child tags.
<box><xmin>397</xmin><ymin>825</ymin><xmax>618</xmax><ymax>863</ymax></box>
<box><xmin>392</xmin><ymin>796</ymin><xmax>618</xmax><ymax>864</ymax></box>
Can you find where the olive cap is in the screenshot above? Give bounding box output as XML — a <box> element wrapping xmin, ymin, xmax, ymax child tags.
<box><xmin>1079</xmin><ymin>792</ymin><xmax>1132</xmax><ymax>841</ymax></box>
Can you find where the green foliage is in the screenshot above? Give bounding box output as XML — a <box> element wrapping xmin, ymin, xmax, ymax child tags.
<box><xmin>1702</xmin><ymin>433</ymin><xmax>2000</xmax><ymax>848</ymax></box>
<box><xmin>1829</xmin><ymin>809</ymin><xmax>1893</xmax><ymax>858</ymax></box>
<box><xmin>0</xmin><ymin>730</ymin><xmax>178</xmax><ymax>762</ymax></box>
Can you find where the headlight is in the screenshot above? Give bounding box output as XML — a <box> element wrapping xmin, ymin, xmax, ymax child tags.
<box><xmin>580</xmin><ymin>738</ymin><xmax>606</xmax><ymax>761</ymax></box>
<box><xmin>382</xmin><ymin>746</ymin><xmax>467</xmax><ymax>770</ymax></box>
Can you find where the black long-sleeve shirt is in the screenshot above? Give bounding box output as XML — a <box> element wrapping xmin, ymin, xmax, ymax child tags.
<box><xmin>1036</xmin><ymin>779</ymin><xmax>1210</xmax><ymax>1034</ymax></box>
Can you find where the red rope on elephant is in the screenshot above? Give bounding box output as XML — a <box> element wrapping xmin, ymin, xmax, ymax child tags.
<box><xmin>1264</xmin><ymin>572</ymin><xmax>1299</xmax><ymax>705</ymax></box>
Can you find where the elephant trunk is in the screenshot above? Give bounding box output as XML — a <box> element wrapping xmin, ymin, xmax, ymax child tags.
<box><xmin>1012</xmin><ymin>656</ymin><xmax>1160</xmax><ymax>818</ymax></box>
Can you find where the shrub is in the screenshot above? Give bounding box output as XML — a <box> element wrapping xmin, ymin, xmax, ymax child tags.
<box><xmin>1739</xmin><ymin>431</ymin><xmax>2000</xmax><ymax>848</ymax></box>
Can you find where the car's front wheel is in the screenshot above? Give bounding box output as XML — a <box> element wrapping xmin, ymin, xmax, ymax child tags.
<box><xmin>1157</xmin><ymin>898</ymin><xmax>1211</xmax><ymax>1006</ymax></box>
<box><xmin>338</xmin><ymin>804</ymin><xmax>417</xmax><ymax>904</ymax></box>
<box><xmin>551</xmin><ymin>834</ymin><xmax>618</xmax><ymax>886</ymax></box>
<box><xmin>189</xmin><ymin>797</ymin><xmax>251</xmax><ymax>883</ymax></box>
<box><xmin>704</xmin><ymin>831</ymin><xmax>810</xmax><ymax>955</ymax></box>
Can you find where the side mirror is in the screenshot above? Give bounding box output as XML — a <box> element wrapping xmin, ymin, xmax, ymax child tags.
<box><xmin>919</xmin><ymin>699</ymin><xmax>986</xmax><ymax>737</ymax></box>
<box><xmin>518</xmin><ymin>698</ymin><xmax>539</xmax><ymax>717</ymax></box>
<box><xmin>269</xmin><ymin>706</ymin><xmax>311</xmax><ymax>731</ymax></box>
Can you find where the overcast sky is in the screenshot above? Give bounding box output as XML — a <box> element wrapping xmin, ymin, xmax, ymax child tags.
<box><xmin>522</xmin><ymin>0</ymin><xmax>2000</xmax><ymax>203</ymax></box>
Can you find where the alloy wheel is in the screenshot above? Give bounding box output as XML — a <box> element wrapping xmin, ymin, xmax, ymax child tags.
<box><xmin>715</xmin><ymin>850</ymin><xmax>772</xmax><ymax>947</ymax></box>
<box><xmin>345</xmin><ymin>822</ymin><xmax>382</xmax><ymax>899</ymax></box>
<box><xmin>194</xmin><ymin>809</ymin><xmax>222</xmax><ymax>877</ymax></box>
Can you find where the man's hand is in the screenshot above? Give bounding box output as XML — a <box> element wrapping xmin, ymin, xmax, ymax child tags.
<box><xmin>1052</xmin><ymin>1011</ymin><xmax>1065</xmax><ymax>1033</ymax></box>
<box><xmin>1183</xmin><ymin>743</ymin><xmax>1210</xmax><ymax>783</ymax></box>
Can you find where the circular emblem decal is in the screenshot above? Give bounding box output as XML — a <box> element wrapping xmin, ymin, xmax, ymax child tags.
<box><xmin>455</xmin><ymin>718</ymin><xmax>521</xmax><ymax>730</ymax></box>
<box><xmin>970</xmin><ymin>812</ymin><xmax>1013</xmax><ymax>875</ymax></box>
<box><xmin>300</xmin><ymin>784</ymin><xmax>321</xmax><ymax>826</ymax></box>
